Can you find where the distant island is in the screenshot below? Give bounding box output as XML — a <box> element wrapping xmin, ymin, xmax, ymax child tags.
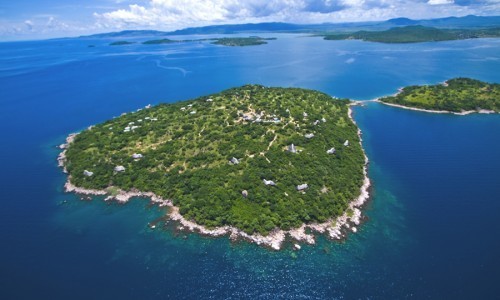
<box><xmin>321</xmin><ymin>26</ymin><xmax>500</xmax><ymax>43</ymax></box>
<box><xmin>141</xmin><ymin>36</ymin><xmax>275</xmax><ymax>47</ymax></box>
<box><xmin>109</xmin><ymin>41</ymin><xmax>136</xmax><ymax>46</ymax></box>
<box><xmin>378</xmin><ymin>78</ymin><xmax>499</xmax><ymax>114</ymax></box>
<box><xmin>58</xmin><ymin>85</ymin><xmax>370</xmax><ymax>249</ymax></box>
<box><xmin>211</xmin><ymin>37</ymin><xmax>277</xmax><ymax>46</ymax></box>
<box><xmin>142</xmin><ymin>38</ymin><xmax>178</xmax><ymax>45</ymax></box>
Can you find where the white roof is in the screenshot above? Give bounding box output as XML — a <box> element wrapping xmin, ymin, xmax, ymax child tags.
<box><xmin>114</xmin><ymin>165</ymin><xmax>126</xmax><ymax>172</ymax></box>
<box><xmin>263</xmin><ymin>179</ymin><xmax>276</xmax><ymax>186</ymax></box>
<box><xmin>297</xmin><ymin>183</ymin><xmax>308</xmax><ymax>191</ymax></box>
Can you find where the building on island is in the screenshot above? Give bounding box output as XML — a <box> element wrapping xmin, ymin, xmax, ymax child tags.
<box><xmin>132</xmin><ymin>153</ymin><xmax>143</xmax><ymax>159</ymax></box>
<box><xmin>114</xmin><ymin>165</ymin><xmax>126</xmax><ymax>172</ymax></box>
<box><xmin>297</xmin><ymin>183</ymin><xmax>308</xmax><ymax>191</ymax></box>
<box><xmin>263</xmin><ymin>179</ymin><xmax>276</xmax><ymax>186</ymax></box>
<box><xmin>83</xmin><ymin>170</ymin><xmax>94</xmax><ymax>177</ymax></box>
<box><xmin>287</xmin><ymin>144</ymin><xmax>297</xmax><ymax>153</ymax></box>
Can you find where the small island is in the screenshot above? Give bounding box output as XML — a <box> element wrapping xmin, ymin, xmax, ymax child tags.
<box><xmin>142</xmin><ymin>38</ymin><xmax>178</xmax><ymax>45</ymax></box>
<box><xmin>141</xmin><ymin>37</ymin><xmax>276</xmax><ymax>47</ymax></box>
<box><xmin>59</xmin><ymin>85</ymin><xmax>369</xmax><ymax>249</ymax></box>
<box><xmin>109</xmin><ymin>41</ymin><xmax>136</xmax><ymax>46</ymax></box>
<box><xmin>321</xmin><ymin>26</ymin><xmax>500</xmax><ymax>43</ymax></box>
<box><xmin>378</xmin><ymin>78</ymin><xmax>499</xmax><ymax>114</ymax></box>
<box><xmin>211</xmin><ymin>37</ymin><xmax>276</xmax><ymax>46</ymax></box>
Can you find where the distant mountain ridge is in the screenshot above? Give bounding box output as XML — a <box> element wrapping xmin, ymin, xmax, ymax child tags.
<box><xmin>81</xmin><ymin>15</ymin><xmax>500</xmax><ymax>38</ymax></box>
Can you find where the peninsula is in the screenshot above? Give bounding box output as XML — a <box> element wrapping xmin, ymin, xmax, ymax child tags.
<box><xmin>321</xmin><ymin>26</ymin><xmax>500</xmax><ymax>43</ymax></box>
<box><xmin>59</xmin><ymin>85</ymin><xmax>370</xmax><ymax>249</ymax></box>
<box><xmin>378</xmin><ymin>78</ymin><xmax>499</xmax><ymax>114</ymax></box>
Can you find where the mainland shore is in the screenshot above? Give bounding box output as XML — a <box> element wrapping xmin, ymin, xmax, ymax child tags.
<box><xmin>58</xmin><ymin>106</ymin><xmax>370</xmax><ymax>250</ymax></box>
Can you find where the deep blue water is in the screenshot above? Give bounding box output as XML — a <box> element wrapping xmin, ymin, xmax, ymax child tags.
<box><xmin>0</xmin><ymin>34</ymin><xmax>499</xmax><ymax>299</ymax></box>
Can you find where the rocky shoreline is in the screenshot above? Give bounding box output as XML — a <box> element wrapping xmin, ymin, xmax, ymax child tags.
<box><xmin>377</xmin><ymin>100</ymin><xmax>497</xmax><ymax>115</ymax></box>
<box><xmin>57</xmin><ymin>106</ymin><xmax>371</xmax><ymax>250</ymax></box>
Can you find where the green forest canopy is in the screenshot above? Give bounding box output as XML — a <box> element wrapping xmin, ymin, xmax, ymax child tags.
<box><xmin>65</xmin><ymin>85</ymin><xmax>365</xmax><ymax>235</ymax></box>
<box><xmin>379</xmin><ymin>78</ymin><xmax>500</xmax><ymax>112</ymax></box>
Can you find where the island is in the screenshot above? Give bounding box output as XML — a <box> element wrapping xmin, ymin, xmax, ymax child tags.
<box><xmin>58</xmin><ymin>85</ymin><xmax>370</xmax><ymax>250</ymax></box>
<box><xmin>378</xmin><ymin>78</ymin><xmax>499</xmax><ymax>114</ymax></box>
<box><xmin>142</xmin><ymin>38</ymin><xmax>178</xmax><ymax>45</ymax></box>
<box><xmin>321</xmin><ymin>26</ymin><xmax>500</xmax><ymax>43</ymax></box>
<box><xmin>109</xmin><ymin>41</ymin><xmax>136</xmax><ymax>46</ymax></box>
<box><xmin>142</xmin><ymin>36</ymin><xmax>276</xmax><ymax>47</ymax></box>
<box><xmin>211</xmin><ymin>37</ymin><xmax>276</xmax><ymax>46</ymax></box>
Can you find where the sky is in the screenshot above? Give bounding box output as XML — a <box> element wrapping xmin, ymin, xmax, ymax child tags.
<box><xmin>0</xmin><ymin>0</ymin><xmax>499</xmax><ymax>40</ymax></box>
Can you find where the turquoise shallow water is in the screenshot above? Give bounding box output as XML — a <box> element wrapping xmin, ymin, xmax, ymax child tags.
<box><xmin>0</xmin><ymin>35</ymin><xmax>499</xmax><ymax>299</ymax></box>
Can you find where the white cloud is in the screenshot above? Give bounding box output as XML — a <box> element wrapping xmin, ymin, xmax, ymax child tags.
<box><xmin>24</xmin><ymin>20</ymin><xmax>34</xmax><ymax>31</ymax></box>
<box><xmin>93</xmin><ymin>0</ymin><xmax>498</xmax><ymax>30</ymax></box>
<box><xmin>2</xmin><ymin>0</ymin><xmax>500</xmax><ymax>40</ymax></box>
<box><xmin>94</xmin><ymin>0</ymin><xmax>307</xmax><ymax>29</ymax></box>
<box><xmin>428</xmin><ymin>0</ymin><xmax>454</xmax><ymax>5</ymax></box>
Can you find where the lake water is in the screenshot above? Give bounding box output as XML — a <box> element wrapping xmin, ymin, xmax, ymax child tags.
<box><xmin>0</xmin><ymin>34</ymin><xmax>499</xmax><ymax>299</ymax></box>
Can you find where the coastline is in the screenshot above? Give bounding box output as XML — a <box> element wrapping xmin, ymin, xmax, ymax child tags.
<box><xmin>376</xmin><ymin>100</ymin><xmax>497</xmax><ymax>115</ymax></box>
<box><xmin>372</xmin><ymin>82</ymin><xmax>498</xmax><ymax>115</ymax></box>
<box><xmin>57</xmin><ymin>106</ymin><xmax>370</xmax><ymax>250</ymax></box>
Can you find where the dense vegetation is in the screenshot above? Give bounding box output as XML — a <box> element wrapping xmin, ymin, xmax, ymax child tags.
<box><xmin>65</xmin><ymin>86</ymin><xmax>365</xmax><ymax>235</ymax></box>
<box><xmin>110</xmin><ymin>41</ymin><xmax>135</xmax><ymax>46</ymax></box>
<box><xmin>380</xmin><ymin>78</ymin><xmax>500</xmax><ymax>112</ymax></box>
<box><xmin>322</xmin><ymin>26</ymin><xmax>500</xmax><ymax>43</ymax></box>
<box><xmin>211</xmin><ymin>37</ymin><xmax>276</xmax><ymax>46</ymax></box>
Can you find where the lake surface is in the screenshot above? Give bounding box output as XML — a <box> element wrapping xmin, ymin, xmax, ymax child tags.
<box><xmin>0</xmin><ymin>34</ymin><xmax>499</xmax><ymax>299</ymax></box>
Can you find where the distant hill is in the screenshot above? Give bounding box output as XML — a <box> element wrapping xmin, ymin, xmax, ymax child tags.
<box><xmin>167</xmin><ymin>22</ymin><xmax>308</xmax><ymax>35</ymax></box>
<box><xmin>418</xmin><ymin>15</ymin><xmax>500</xmax><ymax>29</ymax></box>
<box><xmin>85</xmin><ymin>30</ymin><xmax>167</xmax><ymax>38</ymax></box>
<box><xmin>80</xmin><ymin>15</ymin><xmax>500</xmax><ymax>39</ymax></box>
<box><xmin>386</xmin><ymin>18</ymin><xmax>420</xmax><ymax>26</ymax></box>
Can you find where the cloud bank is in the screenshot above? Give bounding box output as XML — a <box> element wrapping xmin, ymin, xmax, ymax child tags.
<box><xmin>92</xmin><ymin>0</ymin><xmax>500</xmax><ymax>30</ymax></box>
<box><xmin>1</xmin><ymin>0</ymin><xmax>499</xmax><ymax>39</ymax></box>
